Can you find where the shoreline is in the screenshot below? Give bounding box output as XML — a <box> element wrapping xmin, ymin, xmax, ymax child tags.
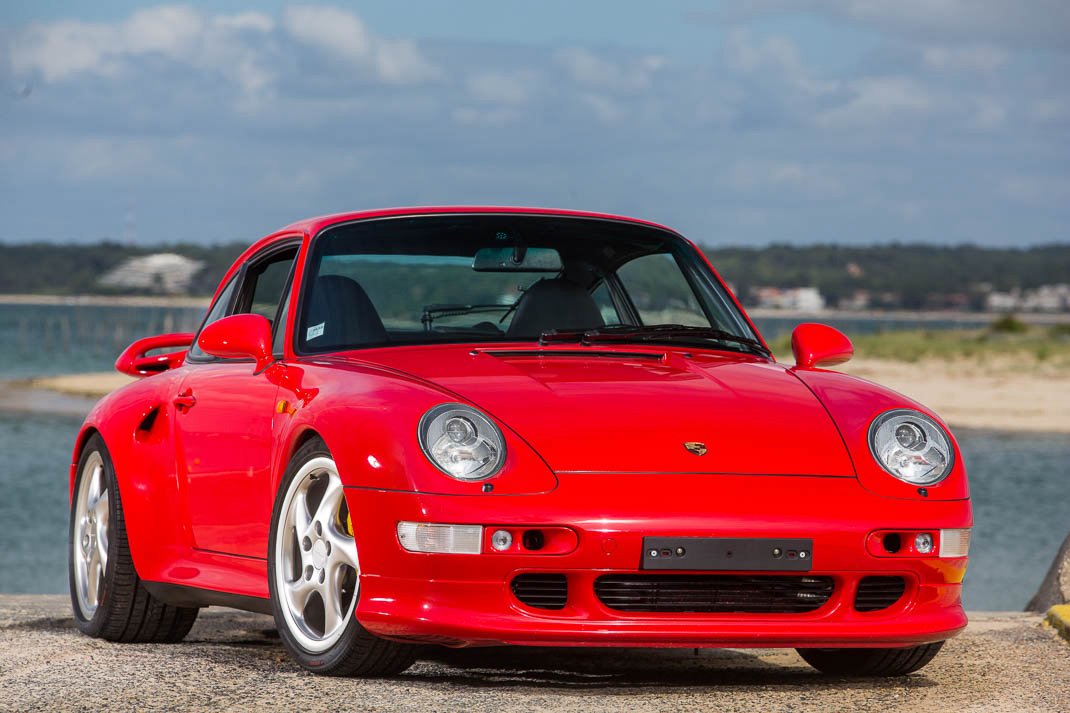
<box><xmin>3</xmin><ymin>293</ymin><xmax>1070</xmax><ymax>324</ymax></box>
<box><xmin>4</xmin><ymin>357</ymin><xmax>1069</xmax><ymax>433</ymax></box>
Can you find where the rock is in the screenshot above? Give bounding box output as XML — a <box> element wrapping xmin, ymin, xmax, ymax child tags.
<box><xmin>1027</xmin><ymin>532</ymin><xmax>1070</xmax><ymax>612</ymax></box>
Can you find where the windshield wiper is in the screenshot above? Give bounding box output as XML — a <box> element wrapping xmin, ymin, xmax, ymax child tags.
<box><xmin>540</xmin><ymin>324</ymin><xmax>771</xmax><ymax>357</ymax></box>
<box><xmin>421</xmin><ymin>304</ymin><xmax>509</xmax><ymax>330</ymax></box>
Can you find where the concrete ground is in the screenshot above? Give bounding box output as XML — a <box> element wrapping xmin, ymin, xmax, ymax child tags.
<box><xmin>1</xmin><ymin>596</ymin><xmax>1068</xmax><ymax>713</ymax></box>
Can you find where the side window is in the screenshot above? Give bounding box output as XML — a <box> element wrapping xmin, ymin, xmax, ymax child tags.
<box><xmin>272</xmin><ymin>279</ymin><xmax>294</xmax><ymax>356</ymax></box>
<box><xmin>187</xmin><ymin>277</ymin><xmax>238</xmax><ymax>361</ymax></box>
<box><xmin>241</xmin><ymin>251</ymin><xmax>297</xmax><ymax>326</ymax></box>
<box><xmin>615</xmin><ymin>253</ymin><xmax>709</xmax><ymax>327</ymax></box>
<box><xmin>188</xmin><ymin>247</ymin><xmax>298</xmax><ymax>362</ymax></box>
<box><xmin>591</xmin><ymin>282</ymin><xmax>624</xmax><ymax>326</ymax></box>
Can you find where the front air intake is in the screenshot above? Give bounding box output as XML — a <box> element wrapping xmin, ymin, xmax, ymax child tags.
<box><xmin>854</xmin><ymin>576</ymin><xmax>906</xmax><ymax>612</ymax></box>
<box><xmin>511</xmin><ymin>574</ymin><xmax>568</xmax><ymax>610</ymax></box>
<box><xmin>594</xmin><ymin>574</ymin><xmax>834</xmax><ymax>613</ymax></box>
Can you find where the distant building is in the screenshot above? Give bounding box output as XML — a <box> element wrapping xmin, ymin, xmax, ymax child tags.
<box><xmin>985</xmin><ymin>285</ymin><xmax>1070</xmax><ymax>313</ymax></box>
<box><xmin>752</xmin><ymin>286</ymin><xmax>826</xmax><ymax>312</ymax></box>
<box><xmin>838</xmin><ymin>290</ymin><xmax>871</xmax><ymax>311</ymax></box>
<box><xmin>99</xmin><ymin>253</ymin><xmax>204</xmax><ymax>294</ymax></box>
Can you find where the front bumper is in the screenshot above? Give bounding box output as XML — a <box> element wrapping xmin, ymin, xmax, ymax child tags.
<box><xmin>345</xmin><ymin>473</ymin><xmax>970</xmax><ymax>648</ymax></box>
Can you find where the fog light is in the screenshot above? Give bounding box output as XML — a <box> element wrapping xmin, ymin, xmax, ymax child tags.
<box><xmin>914</xmin><ymin>532</ymin><xmax>934</xmax><ymax>554</ymax></box>
<box><xmin>396</xmin><ymin>522</ymin><xmax>482</xmax><ymax>554</ymax></box>
<box><xmin>940</xmin><ymin>528</ymin><xmax>971</xmax><ymax>558</ymax></box>
<box><xmin>491</xmin><ymin>529</ymin><xmax>513</xmax><ymax>551</ymax></box>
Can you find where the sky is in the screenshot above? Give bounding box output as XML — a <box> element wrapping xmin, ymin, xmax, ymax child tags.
<box><xmin>1</xmin><ymin>1</ymin><xmax>1068</xmax><ymax>247</ymax></box>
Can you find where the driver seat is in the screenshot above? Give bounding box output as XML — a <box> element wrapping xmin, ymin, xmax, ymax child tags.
<box><xmin>305</xmin><ymin>274</ymin><xmax>387</xmax><ymax>347</ymax></box>
<box><xmin>506</xmin><ymin>278</ymin><xmax>604</xmax><ymax>338</ymax></box>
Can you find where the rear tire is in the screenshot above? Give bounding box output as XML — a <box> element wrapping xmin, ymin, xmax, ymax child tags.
<box><xmin>797</xmin><ymin>642</ymin><xmax>944</xmax><ymax>676</ymax></box>
<box><xmin>268</xmin><ymin>437</ymin><xmax>416</xmax><ymax>676</ymax></box>
<box><xmin>68</xmin><ymin>433</ymin><xmax>199</xmax><ymax>642</ymax></box>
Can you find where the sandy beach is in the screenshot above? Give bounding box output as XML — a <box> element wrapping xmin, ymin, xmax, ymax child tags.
<box><xmin>6</xmin><ymin>357</ymin><xmax>1067</xmax><ymax>433</ymax></box>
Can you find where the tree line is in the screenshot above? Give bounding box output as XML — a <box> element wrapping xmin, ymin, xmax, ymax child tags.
<box><xmin>1</xmin><ymin>241</ymin><xmax>1067</xmax><ymax>311</ymax></box>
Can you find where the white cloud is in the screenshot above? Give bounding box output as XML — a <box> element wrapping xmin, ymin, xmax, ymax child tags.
<box><xmin>1000</xmin><ymin>174</ymin><xmax>1070</xmax><ymax>204</ymax></box>
<box><xmin>212</xmin><ymin>12</ymin><xmax>275</xmax><ymax>34</ymax></box>
<box><xmin>9</xmin><ymin>5</ymin><xmax>276</xmax><ymax>96</ymax></box>
<box><xmin>578</xmin><ymin>93</ymin><xmax>626</xmax><ymax>123</ymax></box>
<box><xmin>817</xmin><ymin>76</ymin><xmax>934</xmax><ymax>128</ymax></box>
<box><xmin>728</xmin><ymin>160</ymin><xmax>842</xmax><ymax>198</ymax></box>
<box><xmin>466</xmin><ymin>71</ymin><xmax>533</xmax><ymax>106</ymax></box>
<box><xmin>727</xmin><ymin>0</ymin><xmax>1070</xmax><ymax>49</ymax></box>
<box><xmin>920</xmin><ymin>44</ymin><xmax>1008</xmax><ymax>72</ymax></box>
<box><xmin>555</xmin><ymin>47</ymin><xmax>665</xmax><ymax>92</ymax></box>
<box><xmin>451</xmin><ymin>106</ymin><xmax>524</xmax><ymax>127</ymax></box>
<box><xmin>282</xmin><ymin>5</ymin><xmax>440</xmax><ymax>84</ymax></box>
<box><xmin>726</xmin><ymin>29</ymin><xmax>803</xmax><ymax>77</ymax></box>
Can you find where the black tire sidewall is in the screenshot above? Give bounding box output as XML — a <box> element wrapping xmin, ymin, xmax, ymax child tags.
<box><xmin>267</xmin><ymin>438</ymin><xmax>367</xmax><ymax>672</ymax></box>
<box><xmin>68</xmin><ymin>433</ymin><xmax>120</xmax><ymax>636</ymax></box>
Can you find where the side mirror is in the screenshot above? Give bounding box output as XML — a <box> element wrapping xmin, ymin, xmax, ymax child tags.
<box><xmin>791</xmin><ymin>323</ymin><xmax>853</xmax><ymax>369</ymax></box>
<box><xmin>198</xmin><ymin>314</ymin><xmax>273</xmax><ymax>370</ymax></box>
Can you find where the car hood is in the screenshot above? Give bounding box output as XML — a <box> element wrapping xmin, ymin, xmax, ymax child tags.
<box><xmin>347</xmin><ymin>345</ymin><xmax>855</xmax><ymax>476</ymax></box>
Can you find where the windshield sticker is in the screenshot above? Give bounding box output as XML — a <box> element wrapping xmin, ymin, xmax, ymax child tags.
<box><xmin>307</xmin><ymin>322</ymin><xmax>325</xmax><ymax>340</ymax></box>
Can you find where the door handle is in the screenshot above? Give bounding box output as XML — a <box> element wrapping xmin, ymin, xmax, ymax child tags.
<box><xmin>173</xmin><ymin>390</ymin><xmax>197</xmax><ymax>412</ymax></box>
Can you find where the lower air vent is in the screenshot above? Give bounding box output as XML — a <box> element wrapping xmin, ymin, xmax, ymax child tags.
<box><xmin>511</xmin><ymin>574</ymin><xmax>568</xmax><ymax>610</ymax></box>
<box><xmin>854</xmin><ymin>576</ymin><xmax>906</xmax><ymax>612</ymax></box>
<box><xmin>594</xmin><ymin>574</ymin><xmax>834</xmax><ymax>614</ymax></box>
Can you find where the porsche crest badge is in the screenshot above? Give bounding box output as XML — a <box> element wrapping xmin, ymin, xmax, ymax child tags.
<box><xmin>683</xmin><ymin>441</ymin><xmax>707</xmax><ymax>456</ymax></box>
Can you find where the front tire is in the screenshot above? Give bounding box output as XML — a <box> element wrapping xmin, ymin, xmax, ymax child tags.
<box><xmin>797</xmin><ymin>642</ymin><xmax>944</xmax><ymax>676</ymax></box>
<box><xmin>268</xmin><ymin>437</ymin><xmax>416</xmax><ymax>676</ymax></box>
<box><xmin>68</xmin><ymin>433</ymin><xmax>199</xmax><ymax>642</ymax></box>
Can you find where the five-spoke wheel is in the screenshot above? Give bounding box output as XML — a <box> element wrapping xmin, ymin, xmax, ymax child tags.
<box><xmin>275</xmin><ymin>456</ymin><xmax>360</xmax><ymax>652</ymax></box>
<box><xmin>268</xmin><ymin>437</ymin><xmax>415</xmax><ymax>676</ymax></box>
<box><xmin>68</xmin><ymin>434</ymin><xmax>199</xmax><ymax>642</ymax></box>
<box><xmin>72</xmin><ymin>450</ymin><xmax>109</xmax><ymax>619</ymax></box>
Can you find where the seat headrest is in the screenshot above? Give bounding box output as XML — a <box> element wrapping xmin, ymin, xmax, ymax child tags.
<box><xmin>506</xmin><ymin>278</ymin><xmax>605</xmax><ymax>338</ymax></box>
<box><xmin>306</xmin><ymin>274</ymin><xmax>387</xmax><ymax>348</ymax></box>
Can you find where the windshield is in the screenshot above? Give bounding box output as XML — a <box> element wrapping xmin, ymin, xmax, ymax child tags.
<box><xmin>296</xmin><ymin>214</ymin><xmax>760</xmax><ymax>353</ymax></box>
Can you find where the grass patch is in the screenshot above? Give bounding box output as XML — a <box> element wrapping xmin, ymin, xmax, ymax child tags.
<box><xmin>768</xmin><ymin>320</ymin><xmax>1070</xmax><ymax>369</ymax></box>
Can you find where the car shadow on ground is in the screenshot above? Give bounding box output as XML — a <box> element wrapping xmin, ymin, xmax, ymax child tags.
<box><xmin>14</xmin><ymin>611</ymin><xmax>937</xmax><ymax>692</ymax></box>
<box><xmin>406</xmin><ymin>645</ymin><xmax>938</xmax><ymax>690</ymax></box>
<box><xmin>179</xmin><ymin>611</ymin><xmax>937</xmax><ymax>691</ymax></box>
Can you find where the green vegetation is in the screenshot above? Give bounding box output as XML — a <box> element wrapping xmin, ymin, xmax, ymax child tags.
<box><xmin>0</xmin><ymin>242</ymin><xmax>245</xmax><ymax>296</ymax></box>
<box><xmin>707</xmin><ymin>243</ymin><xmax>1070</xmax><ymax>310</ymax></box>
<box><xmin>769</xmin><ymin>320</ymin><xmax>1070</xmax><ymax>366</ymax></box>
<box><xmin>1</xmin><ymin>242</ymin><xmax>1068</xmax><ymax>312</ymax></box>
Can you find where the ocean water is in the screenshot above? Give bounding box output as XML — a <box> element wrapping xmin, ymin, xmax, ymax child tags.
<box><xmin>0</xmin><ymin>303</ymin><xmax>204</xmax><ymax>378</ymax></box>
<box><xmin>0</xmin><ymin>408</ymin><xmax>1065</xmax><ymax>611</ymax></box>
<box><xmin>0</xmin><ymin>304</ymin><xmax>990</xmax><ymax>380</ymax></box>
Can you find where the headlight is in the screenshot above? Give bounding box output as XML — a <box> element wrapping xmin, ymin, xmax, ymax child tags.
<box><xmin>868</xmin><ymin>409</ymin><xmax>954</xmax><ymax>485</ymax></box>
<box><xmin>418</xmin><ymin>403</ymin><xmax>506</xmax><ymax>480</ymax></box>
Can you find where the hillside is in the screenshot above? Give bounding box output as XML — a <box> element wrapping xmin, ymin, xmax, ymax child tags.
<box><xmin>1</xmin><ymin>241</ymin><xmax>1068</xmax><ymax>312</ymax></box>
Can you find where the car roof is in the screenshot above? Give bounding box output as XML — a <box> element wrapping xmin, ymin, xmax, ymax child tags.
<box><xmin>280</xmin><ymin>206</ymin><xmax>678</xmax><ymax>238</ymax></box>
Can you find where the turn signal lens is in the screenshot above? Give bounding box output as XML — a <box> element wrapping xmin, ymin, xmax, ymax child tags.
<box><xmin>939</xmin><ymin>528</ymin><xmax>971</xmax><ymax>558</ymax></box>
<box><xmin>396</xmin><ymin>522</ymin><xmax>483</xmax><ymax>554</ymax></box>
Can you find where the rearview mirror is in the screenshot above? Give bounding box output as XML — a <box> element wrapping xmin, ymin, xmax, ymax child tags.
<box><xmin>473</xmin><ymin>246</ymin><xmax>563</xmax><ymax>272</ymax></box>
<box><xmin>791</xmin><ymin>323</ymin><xmax>853</xmax><ymax>369</ymax></box>
<box><xmin>197</xmin><ymin>314</ymin><xmax>273</xmax><ymax>371</ymax></box>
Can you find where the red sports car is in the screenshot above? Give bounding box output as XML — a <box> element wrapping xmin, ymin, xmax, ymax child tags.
<box><xmin>69</xmin><ymin>207</ymin><xmax>971</xmax><ymax>677</ymax></box>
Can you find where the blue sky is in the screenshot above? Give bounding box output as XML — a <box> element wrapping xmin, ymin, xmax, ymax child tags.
<box><xmin>1</xmin><ymin>2</ymin><xmax>1067</xmax><ymax>246</ymax></box>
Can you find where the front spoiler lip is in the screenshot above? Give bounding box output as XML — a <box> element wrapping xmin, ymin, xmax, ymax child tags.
<box><xmin>356</xmin><ymin>571</ymin><xmax>967</xmax><ymax>649</ymax></box>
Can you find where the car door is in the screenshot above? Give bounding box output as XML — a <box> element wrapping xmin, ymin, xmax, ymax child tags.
<box><xmin>174</xmin><ymin>243</ymin><xmax>299</xmax><ymax>559</ymax></box>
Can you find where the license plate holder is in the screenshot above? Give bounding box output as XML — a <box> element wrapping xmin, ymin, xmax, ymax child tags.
<box><xmin>641</xmin><ymin>537</ymin><xmax>814</xmax><ymax>571</ymax></box>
